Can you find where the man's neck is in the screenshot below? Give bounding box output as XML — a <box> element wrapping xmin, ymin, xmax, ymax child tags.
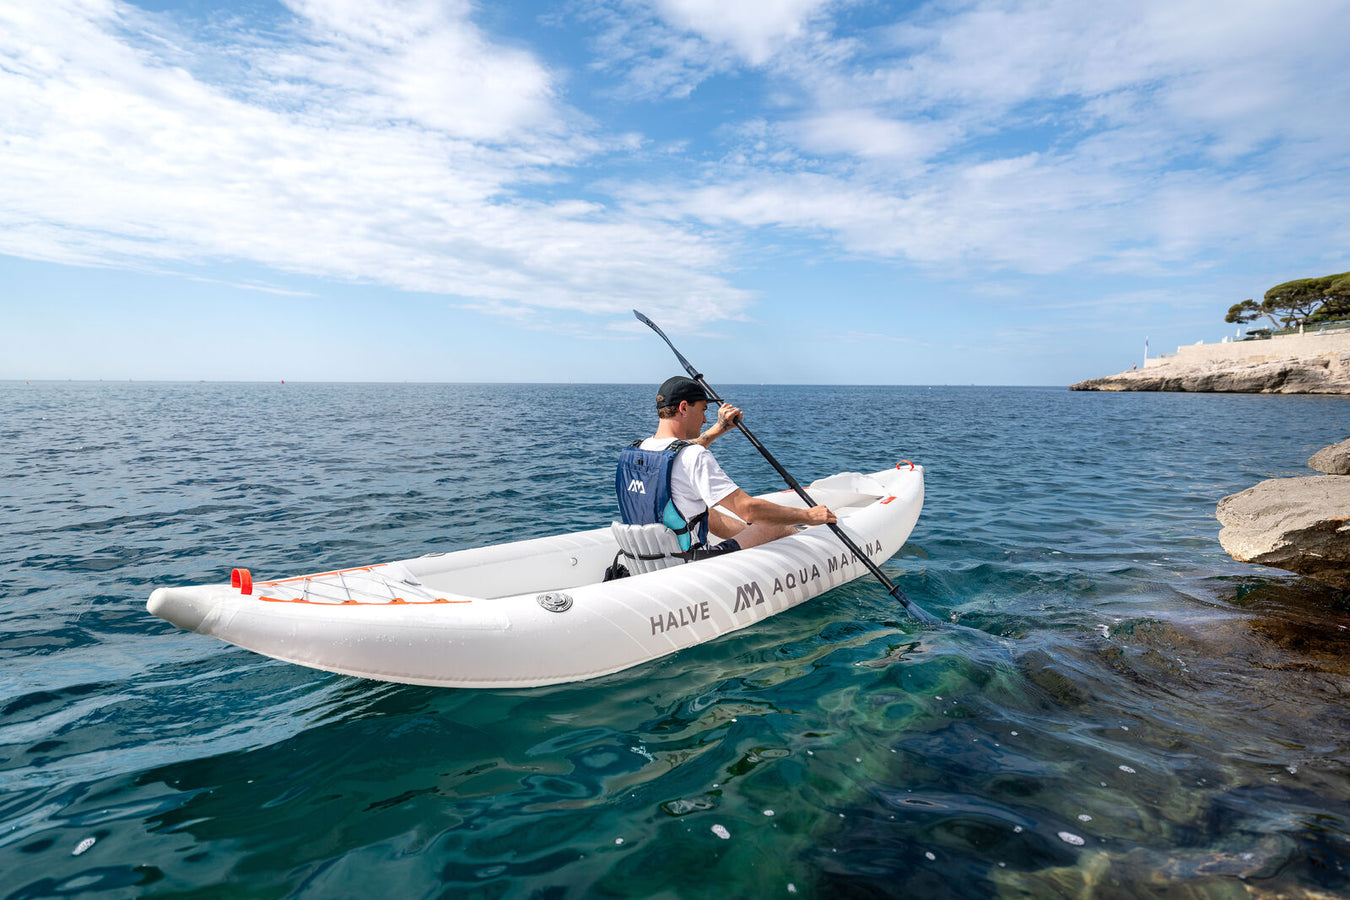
<box><xmin>655</xmin><ymin>420</ymin><xmax>696</xmax><ymax>442</ymax></box>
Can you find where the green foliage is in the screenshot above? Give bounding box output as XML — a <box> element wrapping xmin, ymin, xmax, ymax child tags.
<box><xmin>1226</xmin><ymin>271</ymin><xmax>1350</xmax><ymax>330</ymax></box>
<box><xmin>1225</xmin><ymin>299</ymin><xmax>1261</xmax><ymax>325</ymax></box>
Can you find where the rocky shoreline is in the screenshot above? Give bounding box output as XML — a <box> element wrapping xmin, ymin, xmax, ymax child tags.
<box><xmin>1217</xmin><ymin>438</ymin><xmax>1350</xmax><ymax>590</ymax></box>
<box><xmin>1070</xmin><ymin>330</ymin><xmax>1350</xmax><ymax>393</ymax></box>
<box><xmin>1070</xmin><ymin>355</ymin><xmax>1350</xmax><ymax>393</ymax></box>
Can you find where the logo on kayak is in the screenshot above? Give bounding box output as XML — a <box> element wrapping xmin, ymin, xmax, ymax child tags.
<box><xmin>732</xmin><ymin>581</ymin><xmax>765</xmax><ymax>612</ymax></box>
<box><xmin>626</xmin><ymin>479</ymin><xmax>646</xmax><ymax>494</ymax></box>
<box><xmin>729</xmin><ymin>540</ymin><xmax>884</xmax><ymax>615</ymax></box>
<box><xmin>826</xmin><ymin>540</ymin><xmax>881</xmax><ymax>575</ymax></box>
<box><xmin>649</xmin><ymin>600</ymin><xmax>710</xmax><ymax>635</ymax></box>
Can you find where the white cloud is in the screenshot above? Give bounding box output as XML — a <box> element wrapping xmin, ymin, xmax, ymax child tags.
<box><xmin>653</xmin><ymin>0</ymin><xmax>832</xmax><ymax>65</ymax></box>
<box><xmin>2</xmin><ymin>0</ymin><xmax>1347</xmax><ymax>345</ymax></box>
<box><xmin>604</xmin><ymin>0</ymin><xmax>1350</xmax><ymax>279</ymax></box>
<box><xmin>864</xmin><ymin>0</ymin><xmax>1350</xmax><ymax>159</ymax></box>
<box><xmin>575</xmin><ymin>0</ymin><xmax>836</xmax><ymax>99</ymax></box>
<box><xmin>791</xmin><ymin>110</ymin><xmax>952</xmax><ymax>164</ymax></box>
<box><xmin>578</xmin><ymin>2</ymin><xmax>738</xmax><ymax>100</ymax></box>
<box><xmin>0</xmin><ymin>0</ymin><xmax>754</xmax><ymax>325</ymax></box>
<box><xmin>278</xmin><ymin>0</ymin><xmax>560</xmax><ymax>142</ymax></box>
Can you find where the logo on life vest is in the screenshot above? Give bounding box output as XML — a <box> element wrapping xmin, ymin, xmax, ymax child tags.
<box><xmin>626</xmin><ymin>479</ymin><xmax>646</xmax><ymax>494</ymax></box>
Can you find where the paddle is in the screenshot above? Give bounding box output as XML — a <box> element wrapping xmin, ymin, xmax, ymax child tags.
<box><xmin>634</xmin><ymin>309</ymin><xmax>942</xmax><ymax>625</ymax></box>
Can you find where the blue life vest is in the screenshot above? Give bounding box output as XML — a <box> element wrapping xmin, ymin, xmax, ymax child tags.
<box><xmin>615</xmin><ymin>440</ymin><xmax>709</xmax><ymax>551</ymax></box>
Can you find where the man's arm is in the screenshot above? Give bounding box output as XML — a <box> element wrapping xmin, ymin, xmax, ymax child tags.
<box><xmin>694</xmin><ymin>404</ymin><xmax>742</xmax><ymax>448</ymax></box>
<box><xmin>716</xmin><ymin>489</ymin><xmax>836</xmax><ymax>527</ymax></box>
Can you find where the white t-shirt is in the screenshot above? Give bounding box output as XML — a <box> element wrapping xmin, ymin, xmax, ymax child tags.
<box><xmin>639</xmin><ymin>437</ymin><xmax>739</xmax><ymax>523</ymax></box>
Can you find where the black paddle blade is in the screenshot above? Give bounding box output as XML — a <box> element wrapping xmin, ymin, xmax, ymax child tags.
<box><xmin>633</xmin><ymin>309</ymin><xmax>704</xmax><ymax>384</ymax></box>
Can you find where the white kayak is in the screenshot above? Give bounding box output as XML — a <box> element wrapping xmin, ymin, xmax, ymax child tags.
<box><xmin>147</xmin><ymin>463</ymin><xmax>924</xmax><ymax>688</ymax></box>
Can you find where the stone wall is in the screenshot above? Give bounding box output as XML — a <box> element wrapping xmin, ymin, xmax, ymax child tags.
<box><xmin>1146</xmin><ymin>329</ymin><xmax>1350</xmax><ymax>369</ymax></box>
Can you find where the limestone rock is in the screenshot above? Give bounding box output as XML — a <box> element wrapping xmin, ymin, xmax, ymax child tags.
<box><xmin>1070</xmin><ymin>356</ymin><xmax>1350</xmax><ymax>393</ymax></box>
<box><xmin>1217</xmin><ymin>476</ymin><xmax>1350</xmax><ymax>590</ymax></box>
<box><xmin>1309</xmin><ymin>438</ymin><xmax>1350</xmax><ymax>475</ymax></box>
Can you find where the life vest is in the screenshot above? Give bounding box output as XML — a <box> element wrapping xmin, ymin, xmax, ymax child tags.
<box><xmin>614</xmin><ymin>440</ymin><xmax>709</xmax><ymax>551</ymax></box>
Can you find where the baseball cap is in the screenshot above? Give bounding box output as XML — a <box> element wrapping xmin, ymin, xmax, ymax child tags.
<box><xmin>656</xmin><ymin>376</ymin><xmax>711</xmax><ymax>408</ymax></box>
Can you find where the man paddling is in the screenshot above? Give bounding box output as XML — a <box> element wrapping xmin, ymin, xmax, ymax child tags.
<box><xmin>616</xmin><ymin>376</ymin><xmax>836</xmax><ymax>560</ymax></box>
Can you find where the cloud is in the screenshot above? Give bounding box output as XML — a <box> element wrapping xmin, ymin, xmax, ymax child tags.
<box><xmin>2</xmin><ymin>0</ymin><xmax>1347</xmax><ymax>339</ymax></box>
<box><xmin>278</xmin><ymin>0</ymin><xmax>560</xmax><ymax>142</ymax></box>
<box><xmin>574</xmin><ymin>0</ymin><xmax>835</xmax><ymax>99</ymax></box>
<box><xmin>653</xmin><ymin>0</ymin><xmax>832</xmax><ymax>65</ymax></box>
<box><xmin>575</xmin><ymin>2</ymin><xmax>739</xmax><ymax>100</ymax></box>
<box><xmin>604</xmin><ymin>0</ymin><xmax>1350</xmax><ymax>278</ymax></box>
<box><xmin>0</xmin><ymin>0</ymin><xmax>753</xmax><ymax>323</ymax></box>
<box><xmin>791</xmin><ymin>110</ymin><xmax>953</xmax><ymax>164</ymax></box>
<box><xmin>857</xmin><ymin>0</ymin><xmax>1350</xmax><ymax>164</ymax></box>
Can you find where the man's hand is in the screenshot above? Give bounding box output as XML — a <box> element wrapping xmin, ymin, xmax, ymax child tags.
<box><xmin>716</xmin><ymin>404</ymin><xmax>742</xmax><ymax>430</ymax></box>
<box><xmin>804</xmin><ymin>505</ymin><xmax>837</xmax><ymax>525</ymax></box>
<box><xmin>697</xmin><ymin>403</ymin><xmax>742</xmax><ymax>446</ymax></box>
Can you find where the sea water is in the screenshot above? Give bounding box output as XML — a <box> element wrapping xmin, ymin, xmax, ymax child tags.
<box><xmin>1</xmin><ymin>381</ymin><xmax>1348</xmax><ymax>898</ymax></box>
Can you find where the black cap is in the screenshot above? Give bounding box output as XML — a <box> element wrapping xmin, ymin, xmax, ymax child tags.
<box><xmin>657</xmin><ymin>376</ymin><xmax>709</xmax><ymax>408</ymax></box>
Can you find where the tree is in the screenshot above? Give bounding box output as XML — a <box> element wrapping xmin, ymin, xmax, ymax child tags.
<box><xmin>1225</xmin><ymin>298</ymin><xmax>1273</xmax><ymax>329</ymax></box>
<box><xmin>1226</xmin><ymin>271</ymin><xmax>1350</xmax><ymax>331</ymax></box>
<box><xmin>1271</xmin><ymin>272</ymin><xmax>1350</xmax><ymax>326</ymax></box>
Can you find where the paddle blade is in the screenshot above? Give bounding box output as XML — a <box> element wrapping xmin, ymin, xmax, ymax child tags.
<box><xmin>892</xmin><ymin>585</ymin><xmax>942</xmax><ymax>625</ymax></box>
<box><xmin>633</xmin><ymin>310</ymin><xmax>702</xmax><ymax>381</ymax></box>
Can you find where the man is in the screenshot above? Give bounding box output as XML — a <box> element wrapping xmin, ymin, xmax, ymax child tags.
<box><xmin>617</xmin><ymin>376</ymin><xmax>836</xmax><ymax>560</ymax></box>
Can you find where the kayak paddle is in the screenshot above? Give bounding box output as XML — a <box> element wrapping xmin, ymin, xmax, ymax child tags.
<box><xmin>633</xmin><ymin>309</ymin><xmax>942</xmax><ymax>625</ymax></box>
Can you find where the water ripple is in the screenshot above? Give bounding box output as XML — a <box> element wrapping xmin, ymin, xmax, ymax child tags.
<box><xmin>1</xmin><ymin>382</ymin><xmax>1348</xmax><ymax>897</ymax></box>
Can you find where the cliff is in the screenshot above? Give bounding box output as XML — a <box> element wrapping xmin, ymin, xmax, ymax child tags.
<box><xmin>1070</xmin><ymin>330</ymin><xmax>1350</xmax><ymax>393</ymax></box>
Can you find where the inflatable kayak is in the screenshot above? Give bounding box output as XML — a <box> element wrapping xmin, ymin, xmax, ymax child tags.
<box><xmin>147</xmin><ymin>464</ymin><xmax>924</xmax><ymax>688</ymax></box>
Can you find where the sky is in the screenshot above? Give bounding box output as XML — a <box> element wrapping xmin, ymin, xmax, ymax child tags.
<box><xmin>2</xmin><ymin>0</ymin><xmax>1348</xmax><ymax>386</ymax></box>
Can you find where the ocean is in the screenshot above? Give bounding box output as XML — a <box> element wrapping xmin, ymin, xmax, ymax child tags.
<box><xmin>2</xmin><ymin>381</ymin><xmax>1348</xmax><ymax>898</ymax></box>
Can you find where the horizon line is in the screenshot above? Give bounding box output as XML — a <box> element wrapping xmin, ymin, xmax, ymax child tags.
<box><xmin>2</xmin><ymin>378</ymin><xmax>1066</xmax><ymax>389</ymax></box>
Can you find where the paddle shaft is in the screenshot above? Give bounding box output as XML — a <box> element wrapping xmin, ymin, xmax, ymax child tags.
<box><xmin>633</xmin><ymin>310</ymin><xmax>941</xmax><ymax>625</ymax></box>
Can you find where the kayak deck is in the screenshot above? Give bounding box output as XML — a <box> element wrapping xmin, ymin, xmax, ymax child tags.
<box><xmin>246</xmin><ymin>481</ymin><xmax>895</xmax><ymax>605</ymax></box>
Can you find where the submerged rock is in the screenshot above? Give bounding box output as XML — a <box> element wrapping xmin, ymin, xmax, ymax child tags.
<box><xmin>1217</xmin><ymin>474</ymin><xmax>1350</xmax><ymax>590</ymax></box>
<box><xmin>1310</xmin><ymin>437</ymin><xmax>1350</xmax><ymax>475</ymax></box>
<box><xmin>992</xmin><ymin>834</ymin><xmax>1298</xmax><ymax>895</ymax></box>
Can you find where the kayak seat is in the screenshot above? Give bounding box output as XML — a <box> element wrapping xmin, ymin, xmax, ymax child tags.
<box><xmin>609</xmin><ymin>522</ymin><xmax>691</xmax><ymax>576</ymax></box>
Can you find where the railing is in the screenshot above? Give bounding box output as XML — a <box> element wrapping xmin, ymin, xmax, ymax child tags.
<box><xmin>1239</xmin><ymin>319</ymin><xmax>1350</xmax><ymax>340</ymax></box>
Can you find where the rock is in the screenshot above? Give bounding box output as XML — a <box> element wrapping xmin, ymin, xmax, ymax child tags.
<box><xmin>1071</xmin><ymin>356</ymin><xmax>1350</xmax><ymax>393</ymax></box>
<box><xmin>1217</xmin><ymin>476</ymin><xmax>1350</xmax><ymax>590</ymax></box>
<box><xmin>1309</xmin><ymin>437</ymin><xmax>1350</xmax><ymax>474</ymax></box>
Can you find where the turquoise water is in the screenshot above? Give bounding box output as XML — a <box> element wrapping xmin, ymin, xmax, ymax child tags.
<box><xmin>2</xmin><ymin>382</ymin><xmax>1348</xmax><ymax>898</ymax></box>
